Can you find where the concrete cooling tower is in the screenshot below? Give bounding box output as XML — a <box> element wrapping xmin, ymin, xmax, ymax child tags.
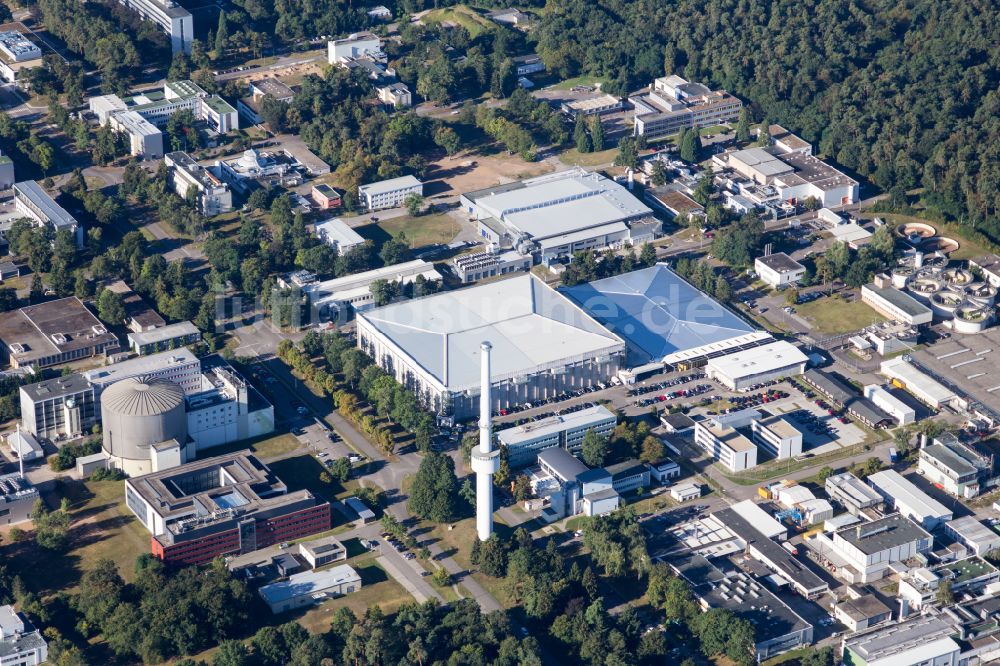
<box><xmin>101</xmin><ymin>376</ymin><xmax>187</xmax><ymax>476</ymax></box>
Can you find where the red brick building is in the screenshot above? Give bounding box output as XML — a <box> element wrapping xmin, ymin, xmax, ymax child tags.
<box><xmin>127</xmin><ymin>450</ymin><xmax>331</xmax><ymax>566</ymax></box>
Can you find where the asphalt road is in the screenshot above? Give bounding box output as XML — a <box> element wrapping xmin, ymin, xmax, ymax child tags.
<box><xmin>242</xmin><ymin>344</ymin><xmax>504</xmax><ymax>613</ymax></box>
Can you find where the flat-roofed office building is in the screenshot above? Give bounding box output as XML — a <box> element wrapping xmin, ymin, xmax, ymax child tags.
<box><xmin>497</xmin><ymin>405</ymin><xmax>617</xmax><ymax>468</ymax></box>
<box><xmin>13</xmin><ymin>180</ymin><xmax>82</xmax><ymax>247</ymax></box>
<box><xmin>0</xmin><ymin>297</ymin><xmax>119</xmax><ymax>369</ymax></box>
<box><xmin>115</xmin><ymin>0</ymin><xmax>193</xmax><ymax>53</ymax></box>
<box><xmin>693</xmin><ymin>418</ymin><xmax>757</xmax><ymax>472</ymax></box>
<box><xmin>19</xmin><ymin>374</ymin><xmax>96</xmax><ymax>439</ymax></box>
<box><xmin>750</xmin><ymin>415</ymin><xmax>802</xmax><ymax>459</ymax></box>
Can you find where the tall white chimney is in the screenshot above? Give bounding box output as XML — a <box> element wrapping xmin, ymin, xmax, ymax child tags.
<box><xmin>471</xmin><ymin>342</ymin><xmax>500</xmax><ymax>541</ymax></box>
<box><xmin>16</xmin><ymin>423</ymin><xmax>23</xmax><ymax>478</ymax></box>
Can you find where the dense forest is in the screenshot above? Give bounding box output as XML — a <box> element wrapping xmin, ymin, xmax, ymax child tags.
<box><xmin>535</xmin><ymin>0</ymin><xmax>1000</xmax><ymax>241</ymax></box>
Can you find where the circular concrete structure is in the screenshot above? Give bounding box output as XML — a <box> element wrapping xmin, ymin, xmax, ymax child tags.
<box><xmin>930</xmin><ymin>290</ymin><xmax>963</xmax><ymax>317</ymax></box>
<box><xmin>964</xmin><ymin>282</ymin><xmax>997</xmax><ymax>305</ymax></box>
<box><xmin>895</xmin><ymin>222</ymin><xmax>937</xmax><ymax>239</ymax></box>
<box><xmin>101</xmin><ymin>376</ymin><xmax>187</xmax><ymax>477</ymax></box>
<box><xmin>926</xmin><ymin>237</ymin><xmax>960</xmax><ymax>253</ymax></box>
<box><xmin>943</xmin><ymin>268</ymin><xmax>973</xmax><ymax>286</ymax></box>
<box><xmin>954</xmin><ymin>304</ymin><xmax>993</xmax><ymax>333</ymax></box>
<box><xmin>909</xmin><ymin>275</ymin><xmax>944</xmax><ymax>301</ymax></box>
<box><xmin>891</xmin><ymin>267</ymin><xmax>913</xmax><ymax>289</ymax></box>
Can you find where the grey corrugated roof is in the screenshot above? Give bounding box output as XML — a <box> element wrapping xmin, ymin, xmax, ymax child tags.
<box><xmin>538</xmin><ymin>447</ymin><xmax>589</xmax><ymax>480</ymax></box>
<box><xmin>100</xmin><ymin>376</ymin><xmax>185</xmax><ymax>416</ymax></box>
<box><xmin>359</xmin><ymin>274</ymin><xmax>624</xmax><ymax>391</ymax></box>
<box><xmin>863</xmin><ymin>283</ymin><xmax>932</xmax><ymax>317</ymax></box>
<box><xmin>14</xmin><ymin>180</ymin><xmax>77</xmax><ymax>230</ymax></box>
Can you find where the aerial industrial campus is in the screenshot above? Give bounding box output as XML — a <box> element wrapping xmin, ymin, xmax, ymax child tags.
<box><xmin>0</xmin><ymin>2</ymin><xmax>994</xmax><ymax>665</ymax></box>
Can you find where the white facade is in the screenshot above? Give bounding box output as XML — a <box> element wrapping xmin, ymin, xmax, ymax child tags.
<box><xmin>671</xmin><ymin>482</ymin><xmax>701</xmax><ymax>502</ymax></box>
<box><xmin>755</xmin><ymin>253</ymin><xmax>806</xmax><ymax>288</ymax></box>
<box><xmin>185</xmin><ymin>366</ymin><xmax>274</xmax><ymax>455</ymax></box>
<box><xmin>109</xmin><ymin>110</ymin><xmax>164</xmax><ymax>158</ymax></box>
<box><xmin>93</xmin><ymin>81</ymin><xmax>237</xmax><ymax>135</ymax></box>
<box><xmin>377</xmin><ymin>82</ymin><xmax>412</xmax><ymax>108</ymax></box>
<box><xmin>880</xmin><ymin>356</ymin><xmax>957</xmax><ymax>409</ymax></box>
<box><xmin>0</xmin><ymin>605</ymin><xmax>47</xmax><ymax>666</ymax></box>
<box><xmin>357</xmin><ymin>274</ymin><xmax>625</xmax><ymax>419</ymax></box>
<box><xmin>259</xmin><ymin>565</ymin><xmax>361</xmax><ymax>613</ymax></box>
<box><xmin>497</xmin><ymin>404</ymin><xmax>617</xmax><ymax>468</ymax></box>
<box><xmin>302</xmin><ymin>259</ymin><xmax>442</xmax><ymax>323</ymax></box>
<box><xmin>358</xmin><ymin>175</ymin><xmax>422</xmax><ymax>210</ymax></box>
<box><xmin>165</xmin><ymin>152</ymin><xmax>233</xmax><ymax>216</ymax></box>
<box><xmin>328</xmin><ymin>33</ymin><xmax>382</xmax><ymax>64</ymax></box>
<box><xmin>945</xmin><ymin>517</ymin><xmax>1000</xmax><ymax>556</ymax></box>
<box><xmin>863</xmin><ymin>384</ymin><xmax>916</xmax><ymax>425</ymax></box>
<box><xmin>750</xmin><ymin>416</ymin><xmax>802</xmax><ymax>459</ymax></box>
<box><xmin>116</xmin><ymin>0</ymin><xmax>193</xmax><ymax>53</ymax></box>
<box><xmin>84</xmin><ymin>349</ymin><xmax>203</xmax><ymax>399</ymax></box>
<box><xmin>867</xmin><ymin>469</ymin><xmax>953</xmax><ymax>530</ymax></box>
<box><xmin>705</xmin><ymin>341</ymin><xmax>808</xmax><ymax>391</ymax></box>
<box><xmin>828</xmin><ymin>514</ymin><xmax>933</xmax><ymax>582</ymax></box>
<box><xmin>315</xmin><ymin>218</ymin><xmax>365</xmax><ymax>256</ymax></box>
<box><xmin>861</xmin><ymin>283</ymin><xmax>933</xmax><ymax>326</ymax></box>
<box><xmin>693</xmin><ymin>420</ymin><xmax>757</xmax><ymax>472</ymax></box>
<box><xmin>13</xmin><ymin>180</ymin><xmax>82</xmax><ymax>247</ymax></box>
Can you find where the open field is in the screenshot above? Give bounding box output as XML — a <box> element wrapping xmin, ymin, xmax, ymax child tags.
<box><xmin>357</xmin><ymin>213</ymin><xmax>462</xmax><ymax>249</ymax></box>
<box><xmin>1</xmin><ymin>479</ymin><xmax>149</xmax><ymax>595</ymax></box>
<box><xmin>559</xmin><ymin>147</ymin><xmax>619</xmax><ymax>167</ymax></box>
<box><xmin>202</xmin><ymin>432</ymin><xmax>305</xmax><ymax>461</ymax></box>
<box><xmin>794</xmin><ymin>296</ymin><xmax>885</xmax><ymax>334</ymax></box>
<box><xmin>548</xmin><ymin>76</ymin><xmax>608</xmax><ymax>91</ymax></box>
<box><xmin>423</xmin><ymin>152</ymin><xmax>553</xmax><ymax>197</ymax></box>
<box><xmin>268</xmin><ymin>454</ymin><xmax>351</xmax><ymax>516</ymax></box>
<box><xmin>421</xmin><ymin>6</ymin><xmax>493</xmax><ymax>36</ymax></box>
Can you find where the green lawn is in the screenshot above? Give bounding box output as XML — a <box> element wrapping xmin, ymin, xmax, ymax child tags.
<box><xmin>793</xmin><ymin>295</ymin><xmax>885</xmax><ymax>334</ymax></box>
<box><xmin>357</xmin><ymin>213</ymin><xmax>461</xmax><ymax>249</ymax></box>
<box><xmin>2</xmin><ymin>479</ymin><xmax>150</xmax><ymax>595</ymax></box>
<box><xmin>197</xmin><ymin>432</ymin><xmax>304</xmax><ymax>461</ymax></box>
<box><xmin>549</xmin><ymin>75</ymin><xmax>608</xmax><ymax>91</ymax></box>
<box><xmin>268</xmin><ymin>454</ymin><xmax>349</xmax><ymax>509</ymax></box>
<box><xmin>698</xmin><ymin>124</ymin><xmax>731</xmax><ymax>136</ymax></box>
<box><xmin>422</xmin><ymin>6</ymin><xmax>493</xmax><ymax>36</ymax></box>
<box><xmin>559</xmin><ymin>147</ymin><xmax>619</xmax><ymax>167</ymax></box>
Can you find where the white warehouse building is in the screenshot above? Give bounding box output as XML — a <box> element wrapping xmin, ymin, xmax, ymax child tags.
<box><xmin>863</xmin><ymin>385</ymin><xmax>916</xmax><ymax>425</ymax></box>
<box><xmin>867</xmin><ymin>469</ymin><xmax>953</xmax><ymax>530</ymax></box>
<box><xmin>754</xmin><ymin>253</ymin><xmax>805</xmax><ymax>289</ymax></box>
<box><xmin>357</xmin><ymin>274</ymin><xmax>625</xmax><ymax>419</ymax></box>
<box><xmin>705</xmin><ymin>340</ymin><xmax>809</xmax><ymax>391</ymax></box>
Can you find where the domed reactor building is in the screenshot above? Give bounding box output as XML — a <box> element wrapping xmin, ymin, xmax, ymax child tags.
<box><xmin>102</xmin><ymin>376</ymin><xmax>187</xmax><ymax>476</ymax></box>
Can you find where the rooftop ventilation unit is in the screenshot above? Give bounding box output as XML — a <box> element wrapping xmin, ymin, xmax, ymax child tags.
<box><xmin>50</xmin><ymin>333</ymin><xmax>67</xmax><ymax>345</ymax></box>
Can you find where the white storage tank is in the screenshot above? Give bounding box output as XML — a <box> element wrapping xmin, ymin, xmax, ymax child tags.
<box><xmin>101</xmin><ymin>376</ymin><xmax>187</xmax><ymax>476</ymax></box>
